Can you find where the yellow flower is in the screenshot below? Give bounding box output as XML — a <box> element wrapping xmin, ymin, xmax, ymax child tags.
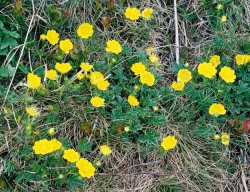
<box><xmin>221</xmin><ymin>133</ymin><xmax>230</xmax><ymax>145</ymax></box>
<box><xmin>197</xmin><ymin>62</ymin><xmax>217</xmax><ymax>79</ymax></box>
<box><xmin>90</xmin><ymin>96</ymin><xmax>105</xmax><ymax>107</ymax></box>
<box><xmin>33</xmin><ymin>139</ymin><xmax>52</xmax><ymax>155</ymax></box>
<box><xmin>219</xmin><ymin>66</ymin><xmax>236</xmax><ymax>83</ymax></box>
<box><xmin>63</xmin><ymin>149</ymin><xmax>80</xmax><ymax>163</ymax></box>
<box><xmin>125</xmin><ymin>7</ymin><xmax>141</xmax><ymax>21</ymax></box>
<box><xmin>217</xmin><ymin>3</ymin><xmax>223</xmax><ymax>10</ymax></box>
<box><xmin>171</xmin><ymin>81</ymin><xmax>185</xmax><ymax>91</ymax></box>
<box><xmin>50</xmin><ymin>139</ymin><xmax>62</xmax><ymax>151</ymax></box>
<box><xmin>177</xmin><ymin>69</ymin><xmax>192</xmax><ymax>83</ymax></box>
<box><xmin>96</xmin><ymin>80</ymin><xmax>110</xmax><ymax>91</ymax></box>
<box><xmin>76</xmin><ymin>72</ymin><xmax>84</xmax><ymax>80</ymax></box>
<box><xmin>142</xmin><ymin>8</ymin><xmax>153</xmax><ymax>20</ymax></box>
<box><xmin>221</xmin><ymin>15</ymin><xmax>227</xmax><ymax>22</ymax></box>
<box><xmin>59</xmin><ymin>39</ymin><xmax>74</xmax><ymax>54</ymax></box>
<box><xmin>161</xmin><ymin>136</ymin><xmax>177</xmax><ymax>151</ymax></box>
<box><xmin>55</xmin><ymin>62</ymin><xmax>72</xmax><ymax>74</ymax></box>
<box><xmin>77</xmin><ymin>23</ymin><xmax>94</xmax><ymax>39</ymax></box>
<box><xmin>90</xmin><ymin>71</ymin><xmax>104</xmax><ymax>85</ymax></box>
<box><xmin>76</xmin><ymin>158</ymin><xmax>96</xmax><ymax>178</ymax></box>
<box><xmin>80</xmin><ymin>63</ymin><xmax>93</xmax><ymax>72</ymax></box>
<box><xmin>46</xmin><ymin>69</ymin><xmax>58</xmax><ymax>80</ymax></box>
<box><xmin>100</xmin><ymin>145</ymin><xmax>112</xmax><ymax>156</ymax></box>
<box><xmin>235</xmin><ymin>54</ymin><xmax>250</xmax><ymax>65</ymax></box>
<box><xmin>149</xmin><ymin>53</ymin><xmax>159</xmax><ymax>63</ymax></box>
<box><xmin>184</xmin><ymin>63</ymin><xmax>189</xmax><ymax>67</ymax></box>
<box><xmin>210</xmin><ymin>55</ymin><xmax>221</xmax><ymax>67</ymax></box>
<box><xmin>140</xmin><ymin>71</ymin><xmax>155</xmax><ymax>86</ymax></box>
<box><xmin>209</xmin><ymin>103</ymin><xmax>226</xmax><ymax>116</ymax></box>
<box><xmin>26</xmin><ymin>106</ymin><xmax>39</xmax><ymax>117</ymax></box>
<box><xmin>106</xmin><ymin>40</ymin><xmax>122</xmax><ymax>54</ymax></box>
<box><xmin>131</xmin><ymin>62</ymin><xmax>146</xmax><ymax>75</ymax></box>
<box><xmin>40</xmin><ymin>34</ymin><xmax>47</xmax><ymax>40</ymax></box>
<box><xmin>128</xmin><ymin>95</ymin><xmax>139</xmax><ymax>106</ymax></box>
<box><xmin>27</xmin><ymin>72</ymin><xmax>41</xmax><ymax>89</ymax></box>
<box><xmin>46</xmin><ymin>30</ymin><xmax>59</xmax><ymax>45</ymax></box>
<box><xmin>246</xmin><ymin>55</ymin><xmax>250</xmax><ymax>63</ymax></box>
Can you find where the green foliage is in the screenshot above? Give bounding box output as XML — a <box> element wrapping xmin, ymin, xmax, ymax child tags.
<box><xmin>0</xmin><ymin>21</ymin><xmax>20</xmax><ymax>57</ymax></box>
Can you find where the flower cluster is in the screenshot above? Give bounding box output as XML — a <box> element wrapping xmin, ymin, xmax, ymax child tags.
<box><xmin>197</xmin><ymin>55</ymin><xmax>237</xmax><ymax>83</ymax></box>
<box><xmin>130</xmin><ymin>62</ymin><xmax>155</xmax><ymax>86</ymax></box>
<box><xmin>235</xmin><ymin>54</ymin><xmax>250</xmax><ymax>65</ymax></box>
<box><xmin>33</xmin><ymin>139</ymin><xmax>62</xmax><ymax>155</ymax></box>
<box><xmin>41</xmin><ymin>22</ymin><xmax>94</xmax><ymax>54</ymax></box>
<box><xmin>171</xmin><ymin>69</ymin><xmax>192</xmax><ymax>91</ymax></box>
<box><xmin>214</xmin><ymin>133</ymin><xmax>230</xmax><ymax>145</ymax></box>
<box><xmin>63</xmin><ymin>149</ymin><xmax>96</xmax><ymax>178</ymax></box>
<box><xmin>128</xmin><ymin>61</ymin><xmax>156</xmax><ymax>107</ymax></box>
<box><xmin>125</xmin><ymin>7</ymin><xmax>154</xmax><ymax>21</ymax></box>
<box><xmin>33</xmin><ymin>138</ymin><xmax>112</xmax><ymax>178</ymax></box>
<box><xmin>169</xmin><ymin>54</ymin><xmax>248</xmax><ymax>118</ymax></box>
<box><xmin>146</xmin><ymin>46</ymin><xmax>159</xmax><ymax>66</ymax></box>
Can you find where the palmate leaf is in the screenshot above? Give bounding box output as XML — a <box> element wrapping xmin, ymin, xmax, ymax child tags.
<box><xmin>67</xmin><ymin>174</ymin><xmax>84</xmax><ymax>192</ymax></box>
<box><xmin>138</xmin><ymin>129</ymin><xmax>159</xmax><ymax>145</ymax></box>
<box><xmin>79</xmin><ymin>139</ymin><xmax>93</xmax><ymax>153</ymax></box>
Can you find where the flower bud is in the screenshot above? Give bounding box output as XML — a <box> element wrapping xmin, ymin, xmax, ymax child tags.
<box><xmin>40</xmin><ymin>34</ymin><xmax>47</xmax><ymax>40</ymax></box>
<box><xmin>124</xmin><ymin>126</ymin><xmax>130</xmax><ymax>132</ymax></box>
<box><xmin>48</xmin><ymin>128</ymin><xmax>55</xmax><ymax>135</ymax></box>
<box><xmin>214</xmin><ymin>134</ymin><xmax>220</xmax><ymax>140</ymax></box>
<box><xmin>153</xmin><ymin>106</ymin><xmax>159</xmax><ymax>111</ymax></box>
<box><xmin>95</xmin><ymin>161</ymin><xmax>102</xmax><ymax>166</ymax></box>
<box><xmin>134</xmin><ymin>85</ymin><xmax>140</xmax><ymax>91</ymax></box>
<box><xmin>216</xmin><ymin>4</ymin><xmax>223</xmax><ymax>10</ymax></box>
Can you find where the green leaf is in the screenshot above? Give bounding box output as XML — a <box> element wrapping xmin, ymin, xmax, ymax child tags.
<box><xmin>0</xmin><ymin>21</ymin><xmax>4</xmax><ymax>29</ymax></box>
<box><xmin>1</xmin><ymin>36</ymin><xmax>18</xmax><ymax>49</ymax></box>
<box><xmin>138</xmin><ymin>130</ymin><xmax>159</xmax><ymax>145</ymax></box>
<box><xmin>18</xmin><ymin>63</ymin><xmax>29</xmax><ymax>74</ymax></box>
<box><xmin>0</xmin><ymin>65</ymin><xmax>9</xmax><ymax>77</ymax></box>
<box><xmin>79</xmin><ymin>139</ymin><xmax>92</xmax><ymax>153</ymax></box>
